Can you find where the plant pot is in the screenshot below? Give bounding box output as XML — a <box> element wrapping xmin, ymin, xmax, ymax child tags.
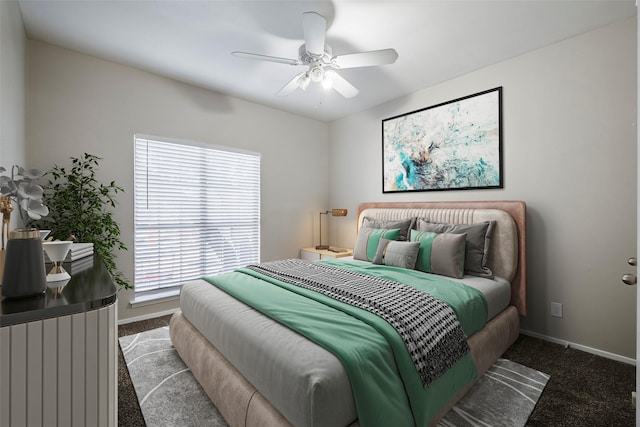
<box><xmin>1</xmin><ymin>228</ymin><xmax>47</xmax><ymax>299</ymax></box>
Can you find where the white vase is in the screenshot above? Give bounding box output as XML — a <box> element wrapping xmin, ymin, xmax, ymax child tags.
<box><xmin>43</xmin><ymin>241</ymin><xmax>73</xmax><ymax>282</ymax></box>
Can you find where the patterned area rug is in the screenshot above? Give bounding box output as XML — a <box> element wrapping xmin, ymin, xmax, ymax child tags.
<box><xmin>119</xmin><ymin>327</ymin><xmax>549</xmax><ymax>427</ymax></box>
<box><xmin>438</xmin><ymin>359</ymin><xmax>550</xmax><ymax>426</ymax></box>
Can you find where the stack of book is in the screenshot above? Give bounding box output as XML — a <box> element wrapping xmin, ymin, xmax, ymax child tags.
<box><xmin>66</xmin><ymin>254</ymin><xmax>95</xmax><ymax>274</ymax></box>
<box><xmin>45</xmin><ymin>242</ymin><xmax>94</xmax><ymax>263</ymax></box>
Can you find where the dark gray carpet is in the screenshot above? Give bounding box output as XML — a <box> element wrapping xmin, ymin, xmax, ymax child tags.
<box><xmin>504</xmin><ymin>335</ymin><xmax>636</xmax><ymax>426</ymax></box>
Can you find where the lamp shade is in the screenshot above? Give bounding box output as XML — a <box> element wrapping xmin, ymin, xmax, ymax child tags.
<box><xmin>331</xmin><ymin>209</ymin><xmax>348</xmax><ymax>217</ymax></box>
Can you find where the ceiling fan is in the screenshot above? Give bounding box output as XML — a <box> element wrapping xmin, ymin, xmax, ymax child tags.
<box><xmin>231</xmin><ymin>12</ymin><xmax>398</xmax><ymax>98</ymax></box>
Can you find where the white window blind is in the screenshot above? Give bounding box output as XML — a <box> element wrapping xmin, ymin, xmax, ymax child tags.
<box><xmin>134</xmin><ymin>136</ymin><xmax>260</xmax><ymax>298</ymax></box>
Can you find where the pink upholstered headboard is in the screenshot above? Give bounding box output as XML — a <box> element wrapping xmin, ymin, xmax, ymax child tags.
<box><xmin>356</xmin><ymin>201</ymin><xmax>527</xmax><ymax>316</ymax></box>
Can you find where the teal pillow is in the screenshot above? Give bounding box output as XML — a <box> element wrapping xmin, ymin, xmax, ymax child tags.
<box><xmin>353</xmin><ymin>228</ymin><xmax>402</xmax><ymax>262</ymax></box>
<box><xmin>362</xmin><ymin>217</ymin><xmax>415</xmax><ymax>241</ymax></box>
<box><xmin>372</xmin><ymin>239</ymin><xmax>420</xmax><ymax>269</ymax></box>
<box><xmin>410</xmin><ymin>229</ymin><xmax>466</xmax><ymax>278</ymax></box>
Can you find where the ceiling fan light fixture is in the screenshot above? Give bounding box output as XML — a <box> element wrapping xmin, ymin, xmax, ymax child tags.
<box><xmin>321</xmin><ymin>75</ymin><xmax>333</xmax><ymax>90</ymax></box>
<box><xmin>299</xmin><ymin>73</ymin><xmax>311</xmax><ymax>90</ymax></box>
<box><xmin>309</xmin><ymin>65</ymin><xmax>324</xmax><ymax>82</ymax></box>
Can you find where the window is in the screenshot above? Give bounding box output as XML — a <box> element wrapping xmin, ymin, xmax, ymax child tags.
<box><xmin>133</xmin><ymin>135</ymin><xmax>260</xmax><ymax>302</ymax></box>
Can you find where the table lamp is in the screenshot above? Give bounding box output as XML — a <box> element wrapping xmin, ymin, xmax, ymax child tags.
<box><xmin>315</xmin><ymin>209</ymin><xmax>347</xmax><ymax>250</ymax></box>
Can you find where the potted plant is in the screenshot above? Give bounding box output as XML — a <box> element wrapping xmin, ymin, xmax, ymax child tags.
<box><xmin>30</xmin><ymin>153</ymin><xmax>130</xmax><ymax>289</ymax></box>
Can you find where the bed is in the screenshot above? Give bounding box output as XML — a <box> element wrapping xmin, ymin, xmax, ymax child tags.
<box><xmin>169</xmin><ymin>200</ymin><xmax>526</xmax><ymax>427</ymax></box>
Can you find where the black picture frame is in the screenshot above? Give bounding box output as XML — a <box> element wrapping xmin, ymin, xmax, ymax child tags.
<box><xmin>382</xmin><ymin>87</ymin><xmax>503</xmax><ymax>193</ymax></box>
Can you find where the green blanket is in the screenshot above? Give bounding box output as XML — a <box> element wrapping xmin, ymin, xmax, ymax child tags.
<box><xmin>203</xmin><ymin>259</ymin><xmax>487</xmax><ymax>427</ymax></box>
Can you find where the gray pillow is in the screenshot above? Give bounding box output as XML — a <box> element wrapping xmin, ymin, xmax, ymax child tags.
<box><xmin>417</xmin><ymin>219</ymin><xmax>495</xmax><ymax>278</ymax></box>
<box><xmin>353</xmin><ymin>228</ymin><xmax>402</xmax><ymax>262</ymax></box>
<box><xmin>362</xmin><ymin>217</ymin><xmax>415</xmax><ymax>241</ymax></box>
<box><xmin>410</xmin><ymin>230</ymin><xmax>466</xmax><ymax>279</ymax></box>
<box><xmin>372</xmin><ymin>239</ymin><xmax>420</xmax><ymax>270</ymax></box>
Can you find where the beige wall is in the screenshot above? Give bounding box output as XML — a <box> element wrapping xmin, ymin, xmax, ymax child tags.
<box><xmin>0</xmin><ymin>0</ymin><xmax>27</xmax><ymax>231</ymax></box>
<box><xmin>329</xmin><ymin>18</ymin><xmax>637</xmax><ymax>359</ymax></box>
<box><xmin>26</xmin><ymin>41</ymin><xmax>329</xmax><ymax>322</ymax></box>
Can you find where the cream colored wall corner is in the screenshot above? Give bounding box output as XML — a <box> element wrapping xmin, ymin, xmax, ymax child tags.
<box><xmin>25</xmin><ymin>41</ymin><xmax>330</xmax><ymax>322</ymax></box>
<box><xmin>329</xmin><ymin>17</ymin><xmax>638</xmax><ymax>359</ymax></box>
<box><xmin>0</xmin><ymin>0</ymin><xmax>27</xmax><ymax>229</ymax></box>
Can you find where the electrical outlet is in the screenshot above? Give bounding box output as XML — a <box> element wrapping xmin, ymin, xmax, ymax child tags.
<box><xmin>550</xmin><ymin>302</ymin><xmax>563</xmax><ymax>318</ymax></box>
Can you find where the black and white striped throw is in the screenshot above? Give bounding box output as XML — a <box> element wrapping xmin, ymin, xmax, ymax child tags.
<box><xmin>246</xmin><ymin>259</ymin><xmax>470</xmax><ymax>388</ymax></box>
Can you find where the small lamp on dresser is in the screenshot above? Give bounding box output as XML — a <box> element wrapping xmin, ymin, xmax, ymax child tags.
<box><xmin>315</xmin><ymin>208</ymin><xmax>348</xmax><ymax>250</ymax></box>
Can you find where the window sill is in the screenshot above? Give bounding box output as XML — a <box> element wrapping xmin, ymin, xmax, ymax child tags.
<box><xmin>130</xmin><ymin>287</ymin><xmax>181</xmax><ymax>308</ymax></box>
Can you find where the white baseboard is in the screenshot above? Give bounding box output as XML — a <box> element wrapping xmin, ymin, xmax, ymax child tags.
<box><xmin>118</xmin><ymin>307</ymin><xmax>180</xmax><ymax>325</ymax></box>
<box><xmin>520</xmin><ymin>329</ymin><xmax>636</xmax><ymax>366</ymax></box>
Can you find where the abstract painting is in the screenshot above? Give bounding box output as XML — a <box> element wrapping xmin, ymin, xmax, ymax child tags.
<box><xmin>382</xmin><ymin>87</ymin><xmax>502</xmax><ymax>193</ymax></box>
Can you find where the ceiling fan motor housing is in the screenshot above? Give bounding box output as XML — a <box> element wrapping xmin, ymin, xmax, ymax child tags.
<box><xmin>299</xmin><ymin>44</ymin><xmax>332</xmax><ymax>65</ymax></box>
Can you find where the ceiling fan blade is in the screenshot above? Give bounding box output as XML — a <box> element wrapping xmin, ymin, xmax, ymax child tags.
<box><xmin>302</xmin><ymin>12</ymin><xmax>326</xmax><ymax>57</ymax></box>
<box><xmin>276</xmin><ymin>72</ymin><xmax>309</xmax><ymax>96</ymax></box>
<box><xmin>232</xmin><ymin>51</ymin><xmax>301</xmax><ymax>66</ymax></box>
<box><xmin>325</xmin><ymin>70</ymin><xmax>358</xmax><ymax>98</ymax></box>
<box><xmin>332</xmin><ymin>48</ymin><xmax>399</xmax><ymax>69</ymax></box>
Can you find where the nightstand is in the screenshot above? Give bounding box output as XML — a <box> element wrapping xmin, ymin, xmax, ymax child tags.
<box><xmin>300</xmin><ymin>247</ymin><xmax>353</xmax><ymax>261</ymax></box>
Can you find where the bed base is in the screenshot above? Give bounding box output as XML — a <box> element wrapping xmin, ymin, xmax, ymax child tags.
<box><xmin>169</xmin><ymin>305</ymin><xmax>519</xmax><ymax>427</ymax></box>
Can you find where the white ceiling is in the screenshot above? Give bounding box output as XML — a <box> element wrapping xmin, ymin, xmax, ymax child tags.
<box><xmin>17</xmin><ymin>0</ymin><xmax>637</xmax><ymax>122</ymax></box>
